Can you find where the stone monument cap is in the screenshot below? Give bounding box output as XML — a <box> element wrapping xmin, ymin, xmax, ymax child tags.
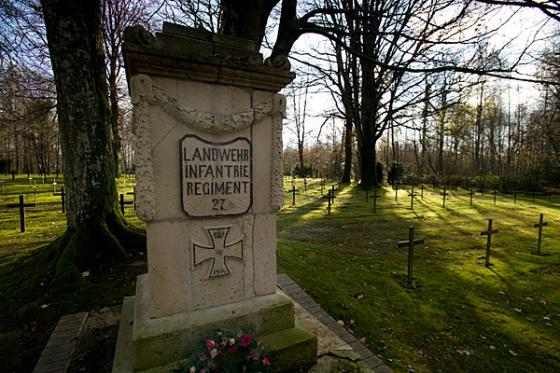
<box><xmin>123</xmin><ymin>23</ymin><xmax>294</xmax><ymax>92</ymax></box>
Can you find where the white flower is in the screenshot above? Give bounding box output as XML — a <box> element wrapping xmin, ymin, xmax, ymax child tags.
<box><xmin>189</xmin><ymin>366</ymin><xmax>196</xmax><ymax>373</ymax></box>
<box><xmin>210</xmin><ymin>348</ymin><xmax>218</xmax><ymax>359</ymax></box>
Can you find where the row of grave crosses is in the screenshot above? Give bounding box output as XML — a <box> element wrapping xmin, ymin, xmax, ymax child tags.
<box><xmin>397</xmin><ymin>215</ymin><xmax>551</xmax><ymax>289</ymax></box>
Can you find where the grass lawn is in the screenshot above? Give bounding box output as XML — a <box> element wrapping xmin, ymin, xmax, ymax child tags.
<box><xmin>0</xmin><ymin>175</ymin><xmax>144</xmax><ymax>373</ymax></box>
<box><xmin>278</xmin><ymin>178</ymin><xmax>560</xmax><ymax>372</ymax></box>
<box><xmin>0</xmin><ymin>174</ymin><xmax>558</xmax><ymax>372</ymax></box>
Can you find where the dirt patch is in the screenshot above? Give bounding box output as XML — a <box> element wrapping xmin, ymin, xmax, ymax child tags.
<box><xmin>68</xmin><ymin>306</ymin><xmax>121</xmax><ymax>373</ymax></box>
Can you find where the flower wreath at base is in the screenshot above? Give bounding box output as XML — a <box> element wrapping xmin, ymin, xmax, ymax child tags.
<box><xmin>183</xmin><ymin>329</ymin><xmax>271</xmax><ymax>373</ymax></box>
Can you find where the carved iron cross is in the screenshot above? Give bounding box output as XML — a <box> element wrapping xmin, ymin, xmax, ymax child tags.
<box><xmin>193</xmin><ymin>227</ymin><xmax>243</xmax><ymax>278</ymax></box>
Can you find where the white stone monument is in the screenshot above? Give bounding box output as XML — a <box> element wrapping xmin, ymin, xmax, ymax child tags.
<box><xmin>113</xmin><ymin>23</ymin><xmax>317</xmax><ymax>372</ymax></box>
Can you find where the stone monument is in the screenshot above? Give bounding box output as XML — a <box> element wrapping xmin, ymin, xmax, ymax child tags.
<box><xmin>112</xmin><ymin>23</ymin><xmax>317</xmax><ymax>372</ymax></box>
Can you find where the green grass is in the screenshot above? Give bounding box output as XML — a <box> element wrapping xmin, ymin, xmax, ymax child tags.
<box><xmin>1</xmin><ymin>175</ymin><xmax>558</xmax><ymax>372</ymax></box>
<box><xmin>0</xmin><ymin>175</ymin><xmax>144</xmax><ymax>373</ymax></box>
<box><xmin>278</xmin><ymin>178</ymin><xmax>560</xmax><ymax>372</ymax></box>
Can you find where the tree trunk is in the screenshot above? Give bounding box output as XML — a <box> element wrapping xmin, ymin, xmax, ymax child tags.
<box><xmin>41</xmin><ymin>0</ymin><xmax>144</xmax><ymax>284</ymax></box>
<box><xmin>341</xmin><ymin>119</ymin><xmax>353</xmax><ymax>183</ymax></box>
<box><xmin>108</xmin><ymin>62</ymin><xmax>121</xmax><ymax>176</ymax></box>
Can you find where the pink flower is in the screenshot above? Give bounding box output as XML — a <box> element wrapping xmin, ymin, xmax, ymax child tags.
<box><xmin>240</xmin><ymin>334</ymin><xmax>252</xmax><ymax>348</ymax></box>
<box><xmin>249</xmin><ymin>349</ymin><xmax>259</xmax><ymax>361</ymax></box>
<box><xmin>205</xmin><ymin>339</ymin><xmax>216</xmax><ymax>350</ymax></box>
<box><xmin>198</xmin><ymin>352</ymin><xmax>207</xmax><ymax>362</ymax></box>
<box><xmin>262</xmin><ymin>356</ymin><xmax>271</xmax><ymax>366</ymax></box>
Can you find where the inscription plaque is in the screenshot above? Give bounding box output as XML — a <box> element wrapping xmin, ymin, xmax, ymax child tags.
<box><xmin>181</xmin><ymin>135</ymin><xmax>252</xmax><ymax>217</ymax></box>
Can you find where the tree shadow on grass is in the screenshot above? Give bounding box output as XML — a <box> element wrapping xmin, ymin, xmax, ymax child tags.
<box><xmin>277</xmin><ymin>183</ymin><xmax>560</xmax><ymax>372</ymax></box>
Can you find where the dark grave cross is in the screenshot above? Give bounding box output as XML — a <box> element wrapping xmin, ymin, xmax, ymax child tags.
<box><xmin>127</xmin><ymin>189</ymin><xmax>136</xmax><ymax>204</ymax></box>
<box><xmin>408</xmin><ymin>186</ymin><xmax>418</xmax><ymax>210</ymax></box>
<box><xmin>420</xmin><ymin>184</ymin><xmax>424</xmax><ymax>199</ymax></box>
<box><xmin>304</xmin><ymin>178</ymin><xmax>307</xmax><ymax>191</ymax></box>
<box><xmin>513</xmin><ymin>190</ymin><xmax>519</xmax><ymax>204</ymax></box>
<box><xmin>468</xmin><ymin>187</ymin><xmax>476</xmax><ymax>207</ymax></box>
<box><xmin>481</xmin><ymin>219</ymin><xmax>499</xmax><ymax>267</ymax></box>
<box><xmin>331</xmin><ymin>185</ymin><xmax>336</xmax><ymax>203</ymax></box>
<box><xmin>533</xmin><ymin>213</ymin><xmax>548</xmax><ymax>256</ymax></box>
<box><xmin>6</xmin><ymin>195</ymin><xmax>35</xmax><ymax>233</ymax></box>
<box><xmin>320</xmin><ymin>179</ymin><xmax>325</xmax><ymax>195</ymax></box>
<box><xmin>397</xmin><ymin>226</ymin><xmax>424</xmax><ymax>288</ymax></box>
<box><xmin>440</xmin><ymin>188</ymin><xmax>449</xmax><ymax>208</ymax></box>
<box><xmin>54</xmin><ymin>186</ymin><xmax>65</xmax><ymax>213</ymax></box>
<box><xmin>119</xmin><ymin>193</ymin><xmax>134</xmax><ymax>214</ymax></box>
<box><xmin>372</xmin><ymin>188</ymin><xmax>381</xmax><ymax>213</ymax></box>
<box><xmin>394</xmin><ymin>183</ymin><xmax>399</xmax><ymax>202</ymax></box>
<box><xmin>493</xmin><ymin>190</ymin><xmax>498</xmax><ymax>206</ymax></box>
<box><xmin>323</xmin><ymin>189</ymin><xmax>336</xmax><ymax>215</ymax></box>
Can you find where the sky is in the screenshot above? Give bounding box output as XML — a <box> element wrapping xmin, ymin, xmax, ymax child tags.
<box><xmin>280</xmin><ymin>4</ymin><xmax>556</xmax><ymax>151</ymax></box>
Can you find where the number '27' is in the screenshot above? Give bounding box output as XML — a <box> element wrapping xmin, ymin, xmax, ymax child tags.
<box><xmin>212</xmin><ymin>198</ymin><xmax>226</xmax><ymax>211</ymax></box>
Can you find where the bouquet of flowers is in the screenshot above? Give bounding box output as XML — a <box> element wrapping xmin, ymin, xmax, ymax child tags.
<box><xmin>185</xmin><ymin>329</ymin><xmax>271</xmax><ymax>373</ymax></box>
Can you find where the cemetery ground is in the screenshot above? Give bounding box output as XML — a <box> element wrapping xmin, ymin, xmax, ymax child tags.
<box><xmin>278</xmin><ymin>178</ymin><xmax>560</xmax><ymax>372</ymax></box>
<box><xmin>0</xmin><ymin>176</ymin><xmax>558</xmax><ymax>372</ymax></box>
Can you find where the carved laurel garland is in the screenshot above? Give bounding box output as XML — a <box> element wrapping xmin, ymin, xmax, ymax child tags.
<box><xmin>270</xmin><ymin>97</ymin><xmax>285</xmax><ymax>212</ymax></box>
<box><xmin>130</xmin><ymin>74</ymin><xmax>286</xmax><ymax>220</ymax></box>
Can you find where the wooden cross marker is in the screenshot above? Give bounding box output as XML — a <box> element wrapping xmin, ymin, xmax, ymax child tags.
<box><xmin>481</xmin><ymin>219</ymin><xmax>499</xmax><ymax>267</ymax></box>
<box><xmin>493</xmin><ymin>190</ymin><xmax>498</xmax><ymax>206</ymax></box>
<box><xmin>119</xmin><ymin>193</ymin><xmax>134</xmax><ymax>214</ymax></box>
<box><xmin>394</xmin><ymin>183</ymin><xmax>399</xmax><ymax>202</ymax></box>
<box><xmin>6</xmin><ymin>195</ymin><xmax>36</xmax><ymax>233</ymax></box>
<box><xmin>320</xmin><ymin>179</ymin><xmax>325</xmax><ymax>195</ymax></box>
<box><xmin>420</xmin><ymin>184</ymin><xmax>424</xmax><ymax>199</ymax></box>
<box><xmin>323</xmin><ymin>189</ymin><xmax>336</xmax><ymax>215</ymax></box>
<box><xmin>408</xmin><ymin>186</ymin><xmax>418</xmax><ymax>210</ymax></box>
<box><xmin>372</xmin><ymin>188</ymin><xmax>381</xmax><ymax>213</ymax></box>
<box><xmin>468</xmin><ymin>187</ymin><xmax>476</xmax><ymax>207</ymax></box>
<box><xmin>304</xmin><ymin>178</ymin><xmax>307</xmax><ymax>191</ymax></box>
<box><xmin>534</xmin><ymin>213</ymin><xmax>548</xmax><ymax>256</ymax></box>
<box><xmin>397</xmin><ymin>226</ymin><xmax>424</xmax><ymax>288</ymax></box>
<box><xmin>127</xmin><ymin>189</ymin><xmax>136</xmax><ymax>204</ymax></box>
<box><xmin>440</xmin><ymin>188</ymin><xmax>449</xmax><ymax>208</ymax></box>
<box><xmin>513</xmin><ymin>190</ymin><xmax>519</xmax><ymax>204</ymax></box>
<box><xmin>54</xmin><ymin>186</ymin><xmax>65</xmax><ymax>213</ymax></box>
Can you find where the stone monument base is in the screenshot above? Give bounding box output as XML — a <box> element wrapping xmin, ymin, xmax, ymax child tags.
<box><xmin>113</xmin><ymin>275</ymin><xmax>317</xmax><ymax>373</ymax></box>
